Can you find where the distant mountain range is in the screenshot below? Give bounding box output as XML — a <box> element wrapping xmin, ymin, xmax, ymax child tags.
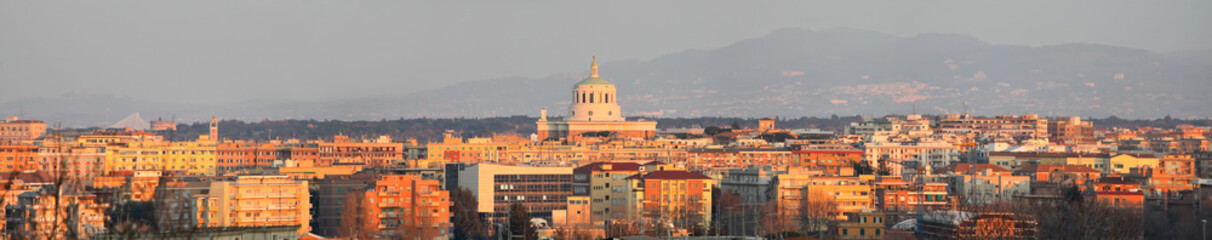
<box><xmin>4</xmin><ymin>28</ymin><xmax>1211</xmax><ymax>128</ymax></box>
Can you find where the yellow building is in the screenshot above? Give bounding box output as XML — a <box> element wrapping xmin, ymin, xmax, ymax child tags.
<box><xmin>161</xmin><ymin>135</ymin><xmax>218</xmax><ymax>175</ymax></box>
<box><xmin>988</xmin><ymin>152</ymin><xmax>1109</xmax><ymax>171</ymax></box>
<box><xmin>104</xmin><ymin>140</ymin><xmax>166</xmax><ymax>173</ymax></box>
<box><xmin>776</xmin><ymin>170</ymin><xmax>872</xmax><ymax>221</ymax></box>
<box><xmin>425</xmin><ymin>134</ymin><xmax>511</xmax><ymax>164</ymax></box>
<box><xmin>833</xmin><ymin>211</ymin><xmax>886</xmax><ymax>240</ymax></box>
<box><xmin>187</xmin><ymin>176</ymin><xmax>312</xmax><ymax>235</ymax></box>
<box><xmin>276</xmin><ymin>165</ymin><xmax>364</xmax><ymax>180</ymax></box>
<box><xmin>1107</xmin><ymin>153</ymin><xmax>1160</xmax><ymax>174</ymax></box>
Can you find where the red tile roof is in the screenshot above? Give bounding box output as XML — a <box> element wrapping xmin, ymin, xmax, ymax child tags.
<box><xmin>1014</xmin><ymin>164</ymin><xmax>1101</xmax><ymax>174</ymax></box>
<box><xmin>0</xmin><ymin>171</ymin><xmax>53</xmax><ymax>184</ymax></box>
<box><xmin>937</xmin><ymin>163</ymin><xmax>1009</xmax><ymax>174</ymax></box>
<box><xmin>638</xmin><ymin>170</ymin><xmax>712</xmax><ymax>180</ymax></box>
<box><xmin>988</xmin><ymin>152</ymin><xmax>1109</xmax><ymax>158</ymax></box>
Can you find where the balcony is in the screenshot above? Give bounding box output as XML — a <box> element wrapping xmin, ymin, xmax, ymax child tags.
<box><xmin>265</xmin><ymin>216</ymin><xmax>297</xmax><ymax>222</ymax></box>
<box><xmin>242</xmin><ymin>194</ymin><xmax>297</xmax><ymax>199</ymax></box>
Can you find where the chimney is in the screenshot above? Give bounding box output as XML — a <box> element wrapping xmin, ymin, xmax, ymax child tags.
<box><xmin>540</xmin><ymin>108</ymin><xmax>548</xmax><ymax>121</ymax></box>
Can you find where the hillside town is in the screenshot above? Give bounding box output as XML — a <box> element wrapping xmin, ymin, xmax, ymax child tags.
<box><xmin>1</xmin><ymin>60</ymin><xmax>1209</xmax><ymax>240</ymax></box>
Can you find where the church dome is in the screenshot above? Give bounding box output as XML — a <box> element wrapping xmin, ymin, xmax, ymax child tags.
<box><xmin>576</xmin><ymin>76</ymin><xmax>612</xmax><ymax>85</ymax></box>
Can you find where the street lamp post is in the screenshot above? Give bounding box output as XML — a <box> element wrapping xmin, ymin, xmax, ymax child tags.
<box><xmin>1202</xmin><ymin>219</ymin><xmax>1206</xmax><ymax>240</ymax></box>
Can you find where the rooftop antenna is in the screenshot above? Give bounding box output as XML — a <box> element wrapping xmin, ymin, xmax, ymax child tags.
<box><xmin>963</xmin><ymin>101</ymin><xmax>969</xmax><ymax>115</ymax></box>
<box><xmin>912</xmin><ymin>102</ymin><xmax>917</xmax><ymax>115</ymax></box>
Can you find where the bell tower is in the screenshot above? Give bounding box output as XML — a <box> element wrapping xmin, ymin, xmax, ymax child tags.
<box><xmin>209</xmin><ymin>115</ymin><xmax>218</xmax><ymax>141</ymax></box>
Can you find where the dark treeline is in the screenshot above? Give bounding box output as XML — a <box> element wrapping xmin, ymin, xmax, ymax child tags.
<box><xmin>95</xmin><ymin>115</ymin><xmax>1212</xmax><ymax>143</ymax></box>
<box><xmin>1089</xmin><ymin>115</ymin><xmax>1212</xmax><ymax>129</ymax></box>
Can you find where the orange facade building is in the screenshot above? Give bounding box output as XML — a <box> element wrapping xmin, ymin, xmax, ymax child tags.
<box><xmin>217</xmin><ymin>143</ymin><xmax>281</xmax><ymax>171</ymax></box>
<box><xmin>687</xmin><ymin>148</ymin><xmax>794</xmax><ymax>168</ymax></box>
<box><xmin>0</xmin><ymin>143</ymin><xmax>38</xmax><ymax>171</ymax></box>
<box><xmin>1094</xmin><ymin>176</ymin><xmax>1144</xmax><ymax>208</ymax></box>
<box><xmin>338</xmin><ymin>174</ymin><xmax>451</xmax><ymax>239</ymax></box>
<box><xmin>627</xmin><ymin>170</ymin><xmax>715</xmax><ymax>229</ymax></box>
<box><xmin>319</xmin><ymin>135</ymin><xmax>403</xmax><ymax>167</ymax></box>
<box><xmin>794</xmin><ymin>145</ymin><xmax>864</xmax><ymax>175</ymax></box>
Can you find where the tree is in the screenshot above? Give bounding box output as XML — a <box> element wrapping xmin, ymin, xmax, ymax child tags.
<box><xmin>579</xmin><ymin>131</ymin><xmax>612</xmax><ymax>138</ymax></box>
<box><xmin>730</xmin><ymin>121</ymin><xmax>742</xmax><ymax>130</ymax></box>
<box><xmin>508</xmin><ymin>202</ymin><xmax>537</xmax><ymax>240</ymax></box>
<box><xmin>851</xmin><ymin>161</ymin><xmax>875</xmax><ymax>175</ymax></box>
<box><xmin>947</xmin><ymin>187</ymin><xmax>1144</xmax><ymax>240</ymax></box>
<box><xmin>604</xmin><ymin>220</ymin><xmax>642</xmax><ymax>238</ymax></box>
<box><xmin>712</xmin><ymin>189</ymin><xmax>744</xmax><ymax>235</ymax></box>
<box><xmin>451</xmin><ymin>187</ymin><xmax>486</xmax><ymax>240</ymax></box>
<box><xmin>797</xmin><ymin>188</ymin><xmax>839</xmax><ymax>238</ymax></box>
<box><xmin>555</xmin><ymin>227</ymin><xmax>598</xmax><ymax>240</ymax></box>
<box><xmin>758</xmin><ymin>132</ymin><xmax>794</xmax><ymax>143</ymax></box>
<box><xmin>704</xmin><ymin>126</ymin><xmax>730</xmax><ymax>136</ymax></box>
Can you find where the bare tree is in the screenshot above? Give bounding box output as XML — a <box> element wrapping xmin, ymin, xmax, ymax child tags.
<box><xmin>944</xmin><ymin>186</ymin><xmax>1142</xmax><ymax>240</ymax></box>
<box><xmin>796</xmin><ymin>188</ymin><xmax>839</xmax><ymax>238</ymax></box>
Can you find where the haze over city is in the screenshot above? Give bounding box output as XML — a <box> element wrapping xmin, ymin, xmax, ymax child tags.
<box><xmin>3</xmin><ymin>1</ymin><xmax>1212</xmax><ymax>126</ymax></box>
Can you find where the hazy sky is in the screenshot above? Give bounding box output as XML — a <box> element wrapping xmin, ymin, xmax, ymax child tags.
<box><xmin>2</xmin><ymin>0</ymin><xmax>1209</xmax><ymax>105</ymax></box>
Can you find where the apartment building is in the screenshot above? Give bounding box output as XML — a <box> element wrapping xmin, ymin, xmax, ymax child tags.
<box><xmin>0</xmin><ymin>143</ymin><xmax>38</xmax><ymax>171</ymax></box>
<box><xmin>5</xmin><ymin>185</ymin><xmax>108</xmax><ymax>239</ymax></box>
<box><xmin>572</xmin><ymin>162</ymin><xmax>644</xmax><ymax>227</ymax></box>
<box><xmin>832</xmin><ymin>211</ymin><xmax>887</xmax><ymax>240</ymax></box>
<box><xmin>455</xmin><ymin>163</ymin><xmax>573</xmax><ymax>222</ymax></box>
<box><xmin>687</xmin><ymin>148</ymin><xmax>793</xmax><ymax>168</ymax></box>
<box><xmin>338</xmin><ymin>174</ymin><xmax>451</xmax><ymax>240</ymax></box>
<box><xmin>626</xmin><ymin>170</ymin><xmax>715</xmax><ymax>229</ymax></box>
<box><xmin>935</xmin><ymin>164</ymin><xmax>1030</xmax><ymax>205</ymax></box>
<box><xmin>155</xmin><ymin>175</ymin><xmax>312</xmax><ymax>235</ymax></box>
<box><xmin>161</xmin><ymin>135</ymin><xmax>218</xmax><ymax>175</ymax></box>
<box><xmin>718</xmin><ymin>166</ymin><xmax>782</xmax><ymax>204</ymax></box>
<box><xmin>776</xmin><ymin>173</ymin><xmax>874</xmax><ymax>221</ymax></box>
<box><xmin>0</xmin><ymin>117</ymin><xmax>46</xmax><ymax>143</ymax></box>
<box><xmin>35</xmin><ymin>144</ymin><xmax>105</xmax><ymax>185</ymax></box>
<box><xmin>319</xmin><ymin>135</ymin><xmax>403</xmax><ymax>167</ymax></box>
<box><xmin>794</xmin><ymin>144</ymin><xmax>864</xmax><ymax>175</ymax></box>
